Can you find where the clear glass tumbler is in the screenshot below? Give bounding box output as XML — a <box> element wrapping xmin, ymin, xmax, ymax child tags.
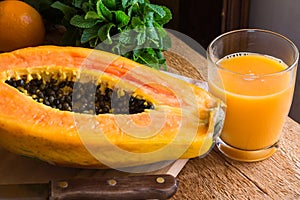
<box><xmin>207</xmin><ymin>29</ymin><xmax>299</xmax><ymax>162</ymax></box>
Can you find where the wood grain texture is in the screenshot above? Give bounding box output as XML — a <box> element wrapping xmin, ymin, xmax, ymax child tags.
<box><xmin>172</xmin><ymin>118</ymin><xmax>300</xmax><ymax>200</ymax></box>
<box><xmin>0</xmin><ymin>148</ymin><xmax>186</xmax><ymax>184</ymax></box>
<box><xmin>165</xmin><ymin>33</ymin><xmax>300</xmax><ymax>200</ymax></box>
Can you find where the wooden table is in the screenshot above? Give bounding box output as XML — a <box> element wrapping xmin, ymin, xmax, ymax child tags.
<box><xmin>0</xmin><ymin>33</ymin><xmax>299</xmax><ymax>200</ymax></box>
<box><xmin>172</xmin><ymin>118</ymin><xmax>300</xmax><ymax>199</ymax></box>
<box><xmin>165</xmin><ymin>33</ymin><xmax>300</xmax><ymax>200</ymax></box>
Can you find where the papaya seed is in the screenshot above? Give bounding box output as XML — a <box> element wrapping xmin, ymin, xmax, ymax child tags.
<box><xmin>5</xmin><ymin>74</ymin><xmax>154</xmax><ymax>115</ymax></box>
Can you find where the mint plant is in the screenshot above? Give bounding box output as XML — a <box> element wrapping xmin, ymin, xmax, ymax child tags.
<box><xmin>25</xmin><ymin>0</ymin><xmax>172</xmax><ymax>69</ymax></box>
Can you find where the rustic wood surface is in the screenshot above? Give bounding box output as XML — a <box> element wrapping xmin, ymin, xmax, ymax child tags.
<box><xmin>165</xmin><ymin>33</ymin><xmax>300</xmax><ymax>200</ymax></box>
<box><xmin>172</xmin><ymin>118</ymin><xmax>300</xmax><ymax>200</ymax></box>
<box><xmin>0</xmin><ymin>32</ymin><xmax>299</xmax><ymax>200</ymax></box>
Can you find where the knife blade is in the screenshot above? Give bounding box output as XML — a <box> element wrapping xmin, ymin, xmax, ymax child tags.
<box><xmin>0</xmin><ymin>174</ymin><xmax>177</xmax><ymax>200</ymax></box>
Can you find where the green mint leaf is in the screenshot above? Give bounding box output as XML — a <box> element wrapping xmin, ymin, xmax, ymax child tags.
<box><xmin>49</xmin><ymin>0</ymin><xmax>172</xmax><ymax>69</ymax></box>
<box><xmin>145</xmin><ymin>47</ymin><xmax>155</xmax><ymax>56</ymax></box>
<box><xmin>119</xmin><ymin>31</ymin><xmax>135</xmax><ymax>45</ymax></box>
<box><xmin>114</xmin><ymin>11</ymin><xmax>130</xmax><ymax>28</ymax></box>
<box><xmin>136</xmin><ymin>31</ymin><xmax>146</xmax><ymax>46</ymax></box>
<box><xmin>70</xmin><ymin>15</ymin><xmax>100</xmax><ymax>28</ymax></box>
<box><xmin>132</xmin><ymin>48</ymin><xmax>165</xmax><ymax>69</ymax></box>
<box><xmin>121</xmin><ymin>0</ymin><xmax>130</xmax><ymax>8</ymax></box>
<box><xmin>81</xmin><ymin>26</ymin><xmax>99</xmax><ymax>43</ymax></box>
<box><xmin>119</xmin><ymin>31</ymin><xmax>130</xmax><ymax>44</ymax></box>
<box><xmin>154</xmin><ymin>6</ymin><xmax>172</xmax><ymax>25</ymax></box>
<box><xmin>51</xmin><ymin>1</ymin><xmax>77</xmax><ymax>20</ymax></box>
<box><xmin>111</xmin><ymin>44</ymin><xmax>121</xmax><ymax>55</ymax></box>
<box><xmin>85</xmin><ymin>11</ymin><xmax>105</xmax><ymax>21</ymax></box>
<box><xmin>130</xmin><ymin>0</ymin><xmax>139</xmax><ymax>5</ymax></box>
<box><xmin>137</xmin><ymin>49</ymin><xmax>160</xmax><ymax>69</ymax></box>
<box><xmin>134</xmin><ymin>0</ymin><xmax>149</xmax><ymax>5</ymax></box>
<box><xmin>147</xmin><ymin>26</ymin><xmax>159</xmax><ymax>41</ymax></box>
<box><xmin>98</xmin><ymin>23</ymin><xmax>115</xmax><ymax>44</ymax></box>
<box><xmin>89</xmin><ymin>38</ymin><xmax>100</xmax><ymax>48</ymax></box>
<box><xmin>131</xmin><ymin>16</ymin><xmax>144</xmax><ymax>28</ymax></box>
<box><xmin>96</xmin><ymin>0</ymin><xmax>113</xmax><ymax>21</ymax></box>
<box><xmin>82</xmin><ymin>2</ymin><xmax>94</xmax><ymax>12</ymax></box>
<box><xmin>102</xmin><ymin>0</ymin><xmax>116</xmax><ymax>10</ymax></box>
<box><xmin>162</xmin><ymin>34</ymin><xmax>172</xmax><ymax>50</ymax></box>
<box><xmin>132</xmin><ymin>49</ymin><xmax>140</xmax><ymax>60</ymax></box>
<box><xmin>127</xmin><ymin>2</ymin><xmax>139</xmax><ymax>16</ymax></box>
<box><xmin>153</xmin><ymin>25</ymin><xmax>167</xmax><ymax>37</ymax></box>
<box><xmin>85</xmin><ymin>11</ymin><xmax>100</xmax><ymax>19</ymax></box>
<box><xmin>145</xmin><ymin>11</ymin><xmax>154</xmax><ymax>25</ymax></box>
<box><xmin>145</xmin><ymin>3</ymin><xmax>165</xmax><ymax>18</ymax></box>
<box><xmin>73</xmin><ymin>0</ymin><xmax>84</xmax><ymax>8</ymax></box>
<box><xmin>153</xmin><ymin>26</ymin><xmax>171</xmax><ymax>49</ymax></box>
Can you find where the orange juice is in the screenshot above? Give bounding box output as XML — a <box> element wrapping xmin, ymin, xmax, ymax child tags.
<box><xmin>209</xmin><ymin>53</ymin><xmax>294</xmax><ymax>151</ymax></box>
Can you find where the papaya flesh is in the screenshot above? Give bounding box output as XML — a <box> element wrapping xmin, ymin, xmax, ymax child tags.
<box><xmin>0</xmin><ymin>46</ymin><xmax>224</xmax><ymax>169</ymax></box>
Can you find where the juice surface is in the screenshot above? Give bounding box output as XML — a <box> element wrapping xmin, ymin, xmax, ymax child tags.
<box><xmin>210</xmin><ymin>53</ymin><xmax>294</xmax><ymax>150</ymax></box>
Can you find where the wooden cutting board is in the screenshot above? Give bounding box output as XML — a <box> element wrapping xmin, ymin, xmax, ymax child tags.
<box><xmin>0</xmin><ymin>146</ymin><xmax>188</xmax><ymax>184</ymax></box>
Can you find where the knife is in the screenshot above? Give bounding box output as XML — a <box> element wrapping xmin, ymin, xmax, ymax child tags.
<box><xmin>0</xmin><ymin>174</ymin><xmax>177</xmax><ymax>200</ymax></box>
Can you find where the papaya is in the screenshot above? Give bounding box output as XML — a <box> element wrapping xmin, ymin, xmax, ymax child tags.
<box><xmin>0</xmin><ymin>46</ymin><xmax>224</xmax><ymax>169</ymax></box>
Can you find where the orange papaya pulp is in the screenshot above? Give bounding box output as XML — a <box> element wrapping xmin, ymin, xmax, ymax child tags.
<box><xmin>0</xmin><ymin>46</ymin><xmax>224</xmax><ymax>169</ymax></box>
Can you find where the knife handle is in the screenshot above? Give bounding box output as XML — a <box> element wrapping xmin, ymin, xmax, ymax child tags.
<box><xmin>50</xmin><ymin>174</ymin><xmax>177</xmax><ymax>200</ymax></box>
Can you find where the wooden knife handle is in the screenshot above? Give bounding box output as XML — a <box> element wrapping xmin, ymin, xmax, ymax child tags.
<box><xmin>50</xmin><ymin>174</ymin><xmax>177</xmax><ymax>200</ymax></box>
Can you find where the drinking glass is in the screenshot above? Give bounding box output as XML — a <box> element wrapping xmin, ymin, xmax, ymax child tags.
<box><xmin>207</xmin><ymin>29</ymin><xmax>299</xmax><ymax>162</ymax></box>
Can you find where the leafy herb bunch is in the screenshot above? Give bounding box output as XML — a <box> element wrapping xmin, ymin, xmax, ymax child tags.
<box><xmin>25</xmin><ymin>0</ymin><xmax>173</xmax><ymax>69</ymax></box>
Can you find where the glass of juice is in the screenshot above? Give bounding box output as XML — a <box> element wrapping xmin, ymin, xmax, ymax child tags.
<box><xmin>207</xmin><ymin>29</ymin><xmax>299</xmax><ymax>162</ymax></box>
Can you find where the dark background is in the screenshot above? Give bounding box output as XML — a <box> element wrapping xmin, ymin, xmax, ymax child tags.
<box><xmin>152</xmin><ymin>0</ymin><xmax>250</xmax><ymax>49</ymax></box>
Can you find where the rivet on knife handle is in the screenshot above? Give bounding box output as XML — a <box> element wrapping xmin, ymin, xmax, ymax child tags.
<box><xmin>49</xmin><ymin>174</ymin><xmax>177</xmax><ymax>200</ymax></box>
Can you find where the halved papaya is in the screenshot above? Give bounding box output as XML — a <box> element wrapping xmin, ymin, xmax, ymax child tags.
<box><xmin>0</xmin><ymin>46</ymin><xmax>224</xmax><ymax>169</ymax></box>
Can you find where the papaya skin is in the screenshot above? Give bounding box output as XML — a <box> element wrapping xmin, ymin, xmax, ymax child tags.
<box><xmin>0</xmin><ymin>46</ymin><xmax>223</xmax><ymax>169</ymax></box>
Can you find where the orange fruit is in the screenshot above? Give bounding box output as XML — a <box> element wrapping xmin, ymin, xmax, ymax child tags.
<box><xmin>0</xmin><ymin>0</ymin><xmax>45</xmax><ymax>52</ymax></box>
